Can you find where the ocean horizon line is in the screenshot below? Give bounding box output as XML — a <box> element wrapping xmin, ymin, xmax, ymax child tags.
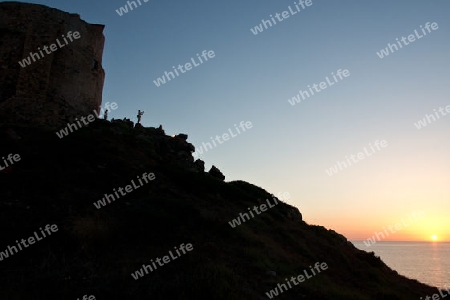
<box><xmin>351</xmin><ymin>240</ymin><xmax>450</xmax><ymax>243</ymax></box>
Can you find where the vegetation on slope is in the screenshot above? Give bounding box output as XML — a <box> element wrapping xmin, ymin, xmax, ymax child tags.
<box><xmin>0</xmin><ymin>121</ymin><xmax>439</xmax><ymax>299</ymax></box>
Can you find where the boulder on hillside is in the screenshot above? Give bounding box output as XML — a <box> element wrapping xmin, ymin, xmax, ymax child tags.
<box><xmin>194</xmin><ymin>159</ymin><xmax>205</xmax><ymax>173</ymax></box>
<box><xmin>208</xmin><ymin>165</ymin><xmax>225</xmax><ymax>181</ymax></box>
<box><xmin>176</xmin><ymin>133</ymin><xmax>188</xmax><ymax>141</ymax></box>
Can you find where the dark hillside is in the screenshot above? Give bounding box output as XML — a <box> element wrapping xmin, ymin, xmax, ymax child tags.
<box><xmin>0</xmin><ymin>121</ymin><xmax>439</xmax><ymax>299</ymax></box>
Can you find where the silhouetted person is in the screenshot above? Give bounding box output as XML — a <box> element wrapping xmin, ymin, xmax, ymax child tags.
<box><xmin>104</xmin><ymin>109</ymin><xmax>108</xmax><ymax>120</ymax></box>
<box><xmin>137</xmin><ymin>110</ymin><xmax>144</xmax><ymax>124</ymax></box>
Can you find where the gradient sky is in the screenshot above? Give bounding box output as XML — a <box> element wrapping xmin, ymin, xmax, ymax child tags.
<box><xmin>14</xmin><ymin>0</ymin><xmax>450</xmax><ymax>241</ymax></box>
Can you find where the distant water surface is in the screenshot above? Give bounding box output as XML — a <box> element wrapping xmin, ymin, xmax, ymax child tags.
<box><xmin>352</xmin><ymin>241</ymin><xmax>450</xmax><ymax>289</ymax></box>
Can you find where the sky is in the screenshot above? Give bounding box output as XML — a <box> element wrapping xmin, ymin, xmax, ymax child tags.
<box><xmin>13</xmin><ymin>0</ymin><xmax>450</xmax><ymax>242</ymax></box>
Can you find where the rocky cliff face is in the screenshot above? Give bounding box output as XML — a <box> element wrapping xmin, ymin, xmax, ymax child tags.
<box><xmin>0</xmin><ymin>2</ymin><xmax>105</xmax><ymax>127</ymax></box>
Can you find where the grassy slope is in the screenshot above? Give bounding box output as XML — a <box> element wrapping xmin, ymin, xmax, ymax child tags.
<box><xmin>0</xmin><ymin>121</ymin><xmax>439</xmax><ymax>299</ymax></box>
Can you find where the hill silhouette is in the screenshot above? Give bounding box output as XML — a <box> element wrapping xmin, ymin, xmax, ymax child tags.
<box><xmin>0</xmin><ymin>120</ymin><xmax>440</xmax><ymax>299</ymax></box>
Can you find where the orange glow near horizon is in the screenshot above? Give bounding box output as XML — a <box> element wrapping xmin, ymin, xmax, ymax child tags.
<box><xmin>304</xmin><ymin>211</ymin><xmax>450</xmax><ymax>242</ymax></box>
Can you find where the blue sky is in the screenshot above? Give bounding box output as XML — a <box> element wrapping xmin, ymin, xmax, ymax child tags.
<box><xmin>16</xmin><ymin>0</ymin><xmax>450</xmax><ymax>240</ymax></box>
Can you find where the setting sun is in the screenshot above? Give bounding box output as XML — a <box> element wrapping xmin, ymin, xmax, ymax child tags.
<box><xmin>431</xmin><ymin>235</ymin><xmax>438</xmax><ymax>241</ymax></box>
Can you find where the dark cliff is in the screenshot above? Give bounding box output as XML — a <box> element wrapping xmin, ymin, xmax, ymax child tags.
<box><xmin>0</xmin><ymin>2</ymin><xmax>105</xmax><ymax>127</ymax></box>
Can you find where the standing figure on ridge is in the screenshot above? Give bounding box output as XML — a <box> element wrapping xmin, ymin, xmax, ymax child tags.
<box><xmin>104</xmin><ymin>109</ymin><xmax>108</xmax><ymax>120</ymax></box>
<box><xmin>137</xmin><ymin>110</ymin><xmax>144</xmax><ymax>124</ymax></box>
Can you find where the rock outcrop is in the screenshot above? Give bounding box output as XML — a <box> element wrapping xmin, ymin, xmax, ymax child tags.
<box><xmin>208</xmin><ymin>165</ymin><xmax>225</xmax><ymax>181</ymax></box>
<box><xmin>193</xmin><ymin>159</ymin><xmax>205</xmax><ymax>172</ymax></box>
<box><xmin>0</xmin><ymin>2</ymin><xmax>105</xmax><ymax>127</ymax></box>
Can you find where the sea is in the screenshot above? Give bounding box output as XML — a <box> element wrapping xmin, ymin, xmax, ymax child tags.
<box><xmin>352</xmin><ymin>241</ymin><xmax>450</xmax><ymax>289</ymax></box>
